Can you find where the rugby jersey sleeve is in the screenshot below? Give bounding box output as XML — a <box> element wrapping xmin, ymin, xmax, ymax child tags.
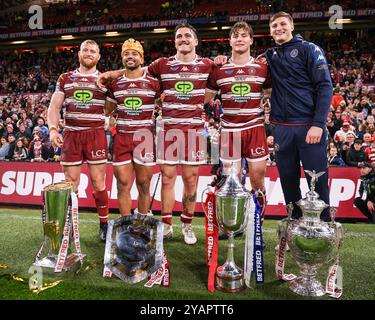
<box><xmin>54</xmin><ymin>73</ymin><xmax>66</xmax><ymax>96</ymax></box>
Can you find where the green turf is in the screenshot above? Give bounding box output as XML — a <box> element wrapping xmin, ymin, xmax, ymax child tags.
<box><xmin>0</xmin><ymin>208</ymin><xmax>374</xmax><ymax>300</ymax></box>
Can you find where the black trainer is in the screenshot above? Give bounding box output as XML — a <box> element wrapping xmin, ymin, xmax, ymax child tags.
<box><xmin>99</xmin><ymin>222</ymin><xmax>108</xmax><ymax>242</ymax></box>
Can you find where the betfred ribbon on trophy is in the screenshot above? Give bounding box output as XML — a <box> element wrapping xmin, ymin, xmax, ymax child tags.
<box><xmin>202</xmin><ymin>186</ymin><xmax>219</xmax><ymax>293</ymax></box>
<box><xmin>275</xmin><ymin>171</ymin><xmax>344</xmax><ymax>297</ymax></box>
<box><xmin>33</xmin><ymin>182</ymin><xmax>84</xmax><ymax>273</ymax></box>
<box><xmin>103</xmin><ymin>213</ymin><xmax>164</xmax><ymax>285</ymax></box>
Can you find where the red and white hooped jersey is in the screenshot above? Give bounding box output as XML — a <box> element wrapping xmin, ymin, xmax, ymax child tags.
<box><xmin>106</xmin><ymin>71</ymin><xmax>161</xmax><ymax>134</ymax></box>
<box><xmin>54</xmin><ymin>69</ymin><xmax>107</xmax><ymax>131</ymax></box>
<box><xmin>148</xmin><ymin>55</ymin><xmax>214</xmax><ymax>127</ymax></box>
<box><xmin>207</xmin><ymin>57</ymin><xmax>271</xmax><ymax>131</ymax></box>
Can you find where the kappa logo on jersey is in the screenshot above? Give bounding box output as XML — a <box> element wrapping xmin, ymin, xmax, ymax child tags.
<box><xmin>129</xmin><ymin>83</ymin><xmax>137</xmax><ymax>88</ymax></box>
<box><xmin>124</xmin><ymin>97</ymin><xmax>142</xmax><ymax>110</ymax></box>
<box><xmin>236</xmin><ymin>69</ymin><xmax>245</xmax><ymax>75</ymax></box>
<box><xmin>231</xmin><ymin>83</ymin><xmax>251</xmax><ymax>96</ymax></box>
<box><xmin>175</xmin><ymin>81</ymin><xmax>194</xmax><ymax>94</ymax></box>
<box><xmin>73</xmin><ymin>90</ymin><xmax>93</xmax><ymax>103</ymax></box>
<box><xmin>181</xmin><ymin>66</ymin><xmax>189</xmax><ymax>72</ymax></box>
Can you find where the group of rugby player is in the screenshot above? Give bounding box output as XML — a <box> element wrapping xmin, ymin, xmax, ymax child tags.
<box><xmin>47</xmin><ymin>11</ymin><xmax>332</xmax><ymax>245</ymax></box>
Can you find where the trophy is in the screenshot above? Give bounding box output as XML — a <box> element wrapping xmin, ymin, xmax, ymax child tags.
<box><xmin>33</xmin><ymin>182</ymin><xmax>84</xmax><ymax>273</ymax></box>
<box><xmin>215</xmin><ymin>163</ymin><xmax>251</xmax><ymax>292</ymax></box>
<box><xmin>284</xmin><ymin>170</ymin><xmax>344</xmax><ymax>296</ymax></box>
<box><xmin>104</xmin><ymin>214</ymin><xmax>163</xmax><ymax>284</ymax></box>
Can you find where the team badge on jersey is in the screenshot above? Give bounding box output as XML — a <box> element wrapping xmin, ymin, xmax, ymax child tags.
<box><xmin>290</xmin><ymin>49</ymin><xmax>299</xmax><ymax>58</ymax></box>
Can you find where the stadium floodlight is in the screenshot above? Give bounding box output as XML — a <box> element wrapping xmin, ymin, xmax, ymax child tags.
<box><xmin>153</xmin><ymin>28</ymin><xmax>167</xmax><ymax>33</ymax></box>
<box><xmin>12</xmin><ymin>41</ymin><xmax>27</xmax><ymax>44</ymax></box>
<box><xmin>336</xmin><ymin>19</ymin><xmax>352</xmax><ymax>23</ymax></box>
<box><xmin>105</xmin><ymin>32</ymin><xmax>119</xmax><ymax>36</ymax></box>
<box><xmin>61</xmin><ymin>35</ymin><xmax>74</xmax><ymax>40</ymax></box>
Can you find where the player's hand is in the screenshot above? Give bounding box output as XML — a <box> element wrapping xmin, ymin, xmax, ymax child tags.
<box><xmin>255</xmin><ymin>56</ymin><xmax>267</xmax><ymax>64</ymax></box>
<box><xmin>214</xmin><ymin>55</ymin><xmax>227</xmax><ymax>66</ymax></box>
<box><xmin>50</xmin><ymin>131</ymin><xmax>63</xmax><ymax>148</ymax></box>
<box><xmin>367</xmin><ymin>200</ymin><xmax>374</xmax><ymax>212</ymax></box>
<box><xmin>96</xmin><ymin>71</ymin><xmax>112</xmax><ymax>89</ymax></box>
<box><xmin>306</xmin><ymin>126</ymin><xmax>323</xmax><ymax>144</ymax></box>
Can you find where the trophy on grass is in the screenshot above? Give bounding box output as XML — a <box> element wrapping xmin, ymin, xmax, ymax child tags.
<box><xmin>103</xmin><ymin>214</ymin><xmax>163</xmax><ymax>284</ymax></box>
<box><xmin>284</xmin><ymin>170</ymin><xmax>344</xmax><ymax>296</ymax></box>
<box><xmin>33</xmin><ymin>182</ymin><xmax>84</xmax><ymax>274</ymax></box>
<box><xmin>215</xmin><ymin>163</ymin><xmax>251</xmax><ymax>292</ymax></box>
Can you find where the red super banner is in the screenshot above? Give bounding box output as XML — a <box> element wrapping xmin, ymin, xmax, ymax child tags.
<box><xmin>0</xmin><ymin>162</ymin><xmax>365</xmax><ymax>219</ymax></box>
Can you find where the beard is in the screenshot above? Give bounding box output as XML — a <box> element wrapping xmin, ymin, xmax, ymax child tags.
<box><xmin>124</xmin><ymin>60</ymin><xmax>140</xmax><ymax>70</ymax></box>
<box><xmin>79</xmin><ymin>57</ymin><xmax>97</xmax><ymax>69</ymax></box>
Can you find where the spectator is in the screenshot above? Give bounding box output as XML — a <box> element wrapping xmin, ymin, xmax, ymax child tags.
<box><xmin>346</xmin><ymin>138</ymin><xmax>367</xmax><ymax>167</ymax></box>
<box><xmin>10</xmin><ymin>138</ymin><xmax>28</xmax><ymax>161</ymax></box>
<box><xmin>0</xmin><ymin>136</ymin><xmax>10</xmax><ymax>160</ymax></box>
<box><xmin>328</xmin><ymin>145</ymin><xmax>346</xmax><ymax>167</ymax></box>
<box><xmin>354</xmin><ymin>163</ymin><xmax>375</xmax><ymax>224</ymax></box>
<box><xmin>5</xmin><ymin>133</ymin><xmax>16</xmax><ymax>160</ymax></box>
<box><xmin>28</xmin><ymin>136</ymin><xmax>52</xmax><ymax>162</ymax></box>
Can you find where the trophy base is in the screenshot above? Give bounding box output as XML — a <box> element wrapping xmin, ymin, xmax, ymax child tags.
<box><xmin>33</xmin><ymin>253</ymin><xmax>85</xmax><ymax>274</ymax></box>
<box><xmin>289</xmin><ymin>276</ymin><xmax>325</xmax><ymax>297</ymax></box>
<box><xmin>216</xmin><ymin>265</ymin><xmax>245</xmax><ymax>293</ymax></box>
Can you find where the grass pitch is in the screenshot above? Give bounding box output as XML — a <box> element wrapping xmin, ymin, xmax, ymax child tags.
<box><xmin>0</xmin><ymin>208</ymin><xmax>374</xmax><ymax>300</ymax></box>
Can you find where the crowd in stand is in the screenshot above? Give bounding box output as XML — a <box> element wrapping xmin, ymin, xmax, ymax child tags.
<box><xmin>1</xmin><ymin>31</ymin><xmax>374</xmax><ymax>166</ymax></box>
<box><xmin>1</xmin><ymin>0</ymin><xmax>374</xmax><ymax>32</ymax></box>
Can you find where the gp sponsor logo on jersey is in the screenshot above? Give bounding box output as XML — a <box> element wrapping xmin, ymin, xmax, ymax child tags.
<box><xmin>74</xmin><ymin>90</ymin><xmax>93</xmax><ymax>103</ymax></box>
<box><xmin>124</xmin><ymin>97</ymin><xmax>143</xmax><ymax>115</ymax></box>
<box><xmin>174</xmin><ymin>81</ymin><xmax>194</xmax><ymax>100</ymax></box>
<box><xmin>231</xmin><ymin>83</ymin><xmax>251</xmax><ymax>102</ymax></box>
<box><xmin>175</xmin><ymin>81</ymin><xmax>194</xmax><ymax>94</ymax></box>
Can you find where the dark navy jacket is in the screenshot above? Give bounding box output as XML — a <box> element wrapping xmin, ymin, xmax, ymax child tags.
<box><xmin>265</xmin><ymin>34</ymin><xmax>333</xmax><ymax>128</ymax></box>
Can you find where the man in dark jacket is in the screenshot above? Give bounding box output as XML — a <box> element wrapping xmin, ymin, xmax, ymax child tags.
<box><xmin>265</xmin><ymin>12</ymin><xmax>333</xmax><ymax>221</ymax></box>
<box><xmin>346</xmin><ymin>139</ymin><xmax>367</xmax><ymax>167</ymax></box>
<box><xmin>354</xmin><ymin>163</ymin><xmax>375</xmax><ymax>223</ymax></box>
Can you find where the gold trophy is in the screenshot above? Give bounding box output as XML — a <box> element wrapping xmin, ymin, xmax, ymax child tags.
<box><xmin>33</xmin><ymin>182</ymin><xmax>84</xmax><ymax>273</ymax></box>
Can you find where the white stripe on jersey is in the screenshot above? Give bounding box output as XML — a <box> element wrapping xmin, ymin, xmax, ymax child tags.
<box><xmin>163</xmin><ymin>89</ymin><xmax>206</xmax><ymax>96</ymax></box>
<box><xmin>160</xmin><ymin>74</ymin><xmax>209</xmax><ymax>81</ymax></box>
<box><xmin>64</xmin><ymin>83</ymin><xmax>99</xmax><ymax>90</ymax></box>
<box><xmin>221</xmin><ymin>123</ymin><xmax>264</xmax><ymax>132</ymax></box>
<box><xmin>117</xmin><ymin>119</ymin><xmax>154</xmax><ymax>126</ymax></box>
<box><xmin>65</xmin><ymin>125</ymin><xmax>104</xmax><ymax>131</ymax></box>
<box><xmin>221</xmin><ymin>116</ymin><xmax>264</xmax><ymax>127</ymax></box>
<box><xmin>65</xmin><ymin>113</ymin><xmax>105</xmax><ymax>120</ymax></box>
<box><xmin>65</xmin><ymin>98</ymin><xmax>105</xmax><ymax>106</ymax></box>
<box><xmin>221</xmin><ymin>92</ymin><xmax>262</xmax><ymax>99</ymax></box>
<box><xmin>117</xmin><ymin>104</ymin><xmax>155</xmax><ymax>111</ymax></box>
<box><xmin>162</xmin><ymin>103</ymin><xmax>203</xmax><ymax>110</ymax></box>
<box><xmin>113</xmin><ymin>90</ymin><xmax>156</xmax><ymax>97</ymax></box>
<box><xmin>217</xmin><ymin>76</ymin><xmax>266</xmax><ymax>85</ymax></box>
<box><xmin>223</xmin><ymin>108</ymin><xmax>263</xmax><ymax>115</ymax></box>
<box><xmin>161</xmin><ymin>118</ymin><xmax>203</xmax><ymax>125</ymax></box>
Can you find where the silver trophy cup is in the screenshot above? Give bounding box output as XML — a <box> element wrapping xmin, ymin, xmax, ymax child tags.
<box><xmin>215</xmin><ymin>163</ymin><xmax>250</xmax><ymax>292</ymax></box>
<box><xmin>286</xmin><ymin>170</ymin><xmax>343</xmax><ymax>296</ymax></box>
